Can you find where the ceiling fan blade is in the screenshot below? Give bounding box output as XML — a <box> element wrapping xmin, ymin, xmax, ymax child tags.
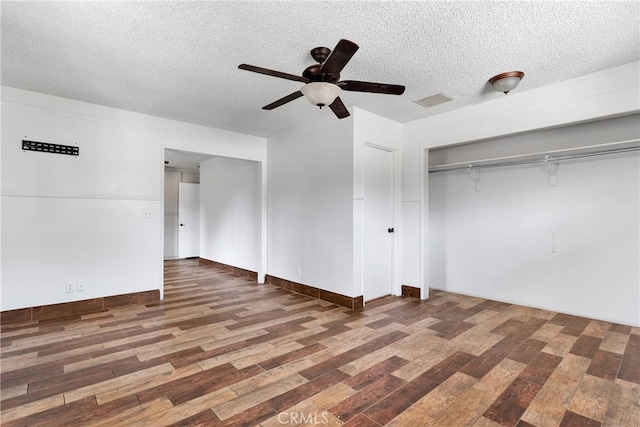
<box><xmin>339</xmin><ymin>80</ymin><xmax>405</xmax><ymax>95</ymax></box>
<box><xmin>329</xmin><ymin>97</ymin><xmax>350</xmax><ymax>119</ymax></box>
<box><xmin>262</xmin><ymin>91</ymin><xmax>304</xmax><ymax>110</ymax></box>
<box><xmin>238</xmin><ymin>64</ymin><xmax>309</xmax><ymax>83</ymax></box>
<box><xmin>320</xmin><ymin>39</ymin><xmax>359</xmax><ymax>76</ymax></box>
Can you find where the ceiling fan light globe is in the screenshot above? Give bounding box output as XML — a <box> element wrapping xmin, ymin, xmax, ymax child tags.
<box><xmin>301</xmin><ymin>82</ymin><xmax>341</xmax><ymax>107</ymax></box>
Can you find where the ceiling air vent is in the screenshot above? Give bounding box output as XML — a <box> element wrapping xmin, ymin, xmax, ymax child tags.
<box><xmin>414</xmin><ymin>92</ymin><xmax>453</xmax><ymax>108</ymax></box>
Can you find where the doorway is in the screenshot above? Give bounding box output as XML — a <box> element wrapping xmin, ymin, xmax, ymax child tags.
<box><xmin>363</xmin><ymin>145</ymin><xmax>395</xmax><ymax>301</ymax></box>
<box><xmin>164</xmin><ymin>149</ymin><xmax>213</xmax><ymax>259</ymax></box>
<box><xmin>162</xmin><ymin>148</ymin><xmax>267</xmax><ymax>291</ymax></box>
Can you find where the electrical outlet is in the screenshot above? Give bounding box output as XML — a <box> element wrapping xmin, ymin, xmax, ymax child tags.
<box><xmin>77</xmin><ymin>281</ymin><xmax>86</xmax><ymax>291</ymax></box>
<box><xmin>66</xmin><ymin>281</ymin><xmax>75</xmax><ymax>293</ymax></box>
<box><xmin>142</xmin><ymin>209</ymin><xmax>153</xmax><ymax>218</ymax></box>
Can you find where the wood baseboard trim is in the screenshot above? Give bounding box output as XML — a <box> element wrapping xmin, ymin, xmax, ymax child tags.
<box><xmin>401</xmin><ymin>285</ymin><xmax>421</xmax><ymax>299</ymax></box>
<box><xmin>198</xmin><ymin>258</ymin><xmax>258</xmax><ymax>280</ymax></box>
<box><xmin>265</xmin><ymin>275</ymin><xmax>364</xmax><ymax>310</ymax></box>
<box><xmin>198</xmin><ymin>260</ymin><xmax>363</xmax><ymax>310</ymax></box>
<box><xmin>1</xmin><ymin>290</ymin><xmax>160</xmax><ymax>327</ymax></box>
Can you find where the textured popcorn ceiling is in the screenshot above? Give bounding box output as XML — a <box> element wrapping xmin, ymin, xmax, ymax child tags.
<box><xmin>2</xmin><ymin>1</ymin><xmax>638</xmax><ymax>138</ymax></box>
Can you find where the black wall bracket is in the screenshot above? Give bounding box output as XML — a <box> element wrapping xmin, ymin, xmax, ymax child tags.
<box><xmin>22</xmin><ymin>139</ymin><xmax>79</xmax><ymax>156</ymax></box>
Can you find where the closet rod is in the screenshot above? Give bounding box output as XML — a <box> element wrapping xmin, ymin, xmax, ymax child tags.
<box><xmin>429</xmin><ymin>145</ymin><xmax>640</xmax><ymax>173</ymax></box>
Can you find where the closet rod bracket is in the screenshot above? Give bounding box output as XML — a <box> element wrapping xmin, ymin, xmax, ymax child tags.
<box><xmin>545</xmin><ymin>155</ymin><xmax>557</xmax><ymax>186</ymax></box>
<box><xmin>468</xmin><ymin>165</ymin><xmax>482</xmax><ymax>191</ymax></box>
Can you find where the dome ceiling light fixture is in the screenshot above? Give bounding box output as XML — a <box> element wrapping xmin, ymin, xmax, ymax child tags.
<box><xmin>489</xmin><ymin>71</ymin><xmax>525</xmax><ymax>94</ymax></box>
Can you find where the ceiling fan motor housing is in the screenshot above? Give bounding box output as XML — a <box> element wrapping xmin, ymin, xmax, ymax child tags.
<box><xmin>303</xmin><ymin>64</ymin><xmax>340</xmax><ymax>83</ymax></box>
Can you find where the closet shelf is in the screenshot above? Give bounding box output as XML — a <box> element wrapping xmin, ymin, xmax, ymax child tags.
<box><xmin>428</xmin><ymin>139</ymin><xmax>639</xmax><ymax>172</ymax></box>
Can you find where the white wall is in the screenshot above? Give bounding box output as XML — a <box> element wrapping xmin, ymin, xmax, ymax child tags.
<box><xmin>199</xmin><ymin>157</ymin><xmax>260</xmax><ymax>272</ymax></box>
<box><xmin>1</xmin><ymin>96</ymin><xmax>161</xmax><ymax>309</ymax></box>
<box><xmin>1</xmin><ymin>87</ymin><xmax>266</xmax><ymax>311</ymax></box>
<box><xmin>429</xmin><ymin>151</ymin><xmax>639</xmax><ymax>326</ymax></box>
<box><xmin>267</xmin><ymin>116</ymin><xmax>355</xmax><ymax>296</ymax></box>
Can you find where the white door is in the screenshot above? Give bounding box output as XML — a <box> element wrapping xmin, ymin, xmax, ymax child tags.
<box><xmin>178</xmin><ymin>182</ymin><xmax>200</xmax><ymax>258</ymax></box>
<box><xmin>363</xmin><ymin>145</ymin><xmax>395</xmax><ymax>301</ymax></box>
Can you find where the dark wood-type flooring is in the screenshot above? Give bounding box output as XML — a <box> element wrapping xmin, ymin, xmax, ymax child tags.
<box><xmin>1</xmin><ymin>259</ymin><xmax>638</xmax><ymax>426</ymax></box>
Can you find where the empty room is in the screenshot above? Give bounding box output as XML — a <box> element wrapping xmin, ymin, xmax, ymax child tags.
<box><xmin>1</xmin><ymin>1</ymin><xmax>638</xmax><ymax>426</ymax></box>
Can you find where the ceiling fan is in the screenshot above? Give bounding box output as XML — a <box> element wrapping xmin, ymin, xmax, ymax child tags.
<box><xmin>238</xmin><ymin>39</ymin><xmax>405</xmax><ymax>119</ymax></box>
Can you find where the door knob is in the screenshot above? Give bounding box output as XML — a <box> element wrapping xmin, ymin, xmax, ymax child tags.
<box><xmin>388</xmin><ymin>228</ymin><xmax>394</xmax><ymax>233</ymax></box>
<box><xmin>180</xmin><ymin>223</ymin><xmax>185</xmax><ymax>226</ymax></box>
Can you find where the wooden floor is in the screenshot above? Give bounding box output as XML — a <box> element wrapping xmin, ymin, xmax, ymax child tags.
<box><xmin>1</xmin><ymin>259</ymin><xmax>638</xmax><ymax>426</ymax></box>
